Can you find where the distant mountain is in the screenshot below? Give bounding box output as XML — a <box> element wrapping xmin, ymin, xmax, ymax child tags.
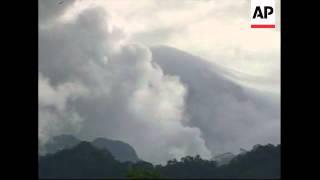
<box><xmin>39</xmin><ymin>142</ymin><xmax>127</xmax><ymax>178</ymax></box>
<box><xmin>92</xmin><ymin>137</ymin><xmax>140</xmax><ymax>162</ymax></box>
<box><xmin>212</xmin><ymin>152</ymin><xmax>235</xmax><ymax>166</ymax></box>
<box><xmin>40</xmin><ymin>134</ymin><xmax>140</xmax><ymax>163</ymax></box>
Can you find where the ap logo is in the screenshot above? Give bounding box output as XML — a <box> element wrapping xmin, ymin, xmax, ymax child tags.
<box><xmin>251</xmin><ymin>0</ymin><xmax>276</xmax><ymax>28</ymax></box>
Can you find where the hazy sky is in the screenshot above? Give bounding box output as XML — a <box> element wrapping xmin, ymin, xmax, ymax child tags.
<box><xmin>39</xmin><ymin>0</ymin><xmax>280</xmax><ymax>164</ymax></box>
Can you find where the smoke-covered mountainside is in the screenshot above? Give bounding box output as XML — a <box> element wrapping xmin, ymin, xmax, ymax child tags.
<box><xmin>39</xmin><ymin>142</ymin><xmax>280</xmax><ymax>178</ymax></box>
<box><xmin>40</xmin><ymin>134</ymin><xmax>140</xmax><ymax>162</ymax></box>
<box><xmin>151</xmin><ymin>46</ymin><xmax>280</xmax><ymax>155</ymax></box>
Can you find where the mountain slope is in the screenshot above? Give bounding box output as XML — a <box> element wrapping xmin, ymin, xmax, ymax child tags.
<box><xmin>92</xmin><ymin>137</ymin><xmax>140</xmax><ymax>162</ymax></box>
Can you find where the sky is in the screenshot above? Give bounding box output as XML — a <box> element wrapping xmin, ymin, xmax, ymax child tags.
<box><xmin>39</xmin><ymin>0</ymin><xmax>280</xmax><ymax>164</ymax></box>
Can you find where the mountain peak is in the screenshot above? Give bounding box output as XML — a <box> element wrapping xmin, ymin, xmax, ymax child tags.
<box><xmin>40</xmin><ymin>134</ymin><xmax>140</xmax><ymax>163</ymax></box>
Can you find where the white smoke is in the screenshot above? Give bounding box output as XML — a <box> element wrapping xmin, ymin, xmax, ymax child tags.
<box><xmin>39</xmin><ymin>1</ymin><xmax>211</xmax><ymax>164</ymax></box>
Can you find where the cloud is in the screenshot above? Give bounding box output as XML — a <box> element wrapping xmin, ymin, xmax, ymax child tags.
<box><xmin>39</xmin><ymin>2</ymin><xmax>211</xmax><ymax>164</ymax></box>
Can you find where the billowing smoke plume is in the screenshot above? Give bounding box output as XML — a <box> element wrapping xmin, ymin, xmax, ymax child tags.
<box><xmin>39</xmin><ymin>1</ymin><xmax>211</xmax><ymax>164</ymax></box>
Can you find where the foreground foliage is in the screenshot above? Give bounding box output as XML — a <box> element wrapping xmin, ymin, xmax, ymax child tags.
<box><xmin>39</xmin><ymin>142</ymin><xmax>280</xmax><ymax>178</ymax></box>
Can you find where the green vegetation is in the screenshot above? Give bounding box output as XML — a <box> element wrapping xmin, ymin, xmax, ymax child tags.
<box><xmin>156</xmin><ymin>144</ymin><xmax>280</xmax><ymax>178</ymax></box>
